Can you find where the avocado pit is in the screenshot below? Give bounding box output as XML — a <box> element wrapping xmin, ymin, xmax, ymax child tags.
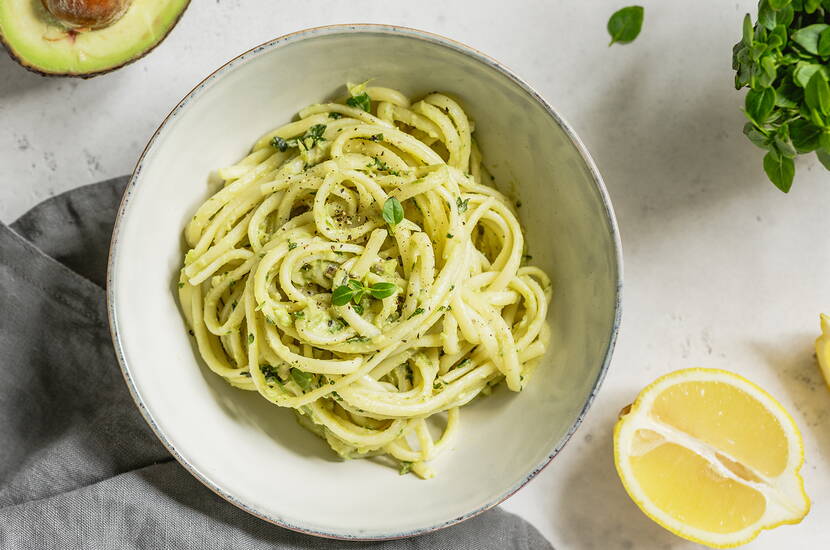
<box><xmin>42</xmin><ymin>0</ymin><xmax>132</xmax><ymax>30</ymax></box>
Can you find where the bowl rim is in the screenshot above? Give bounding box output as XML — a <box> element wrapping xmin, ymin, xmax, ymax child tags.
<box><xmin>106</xmin><ymin>23</ymin><xmax>624</xmax><ymax>541</ymax></box>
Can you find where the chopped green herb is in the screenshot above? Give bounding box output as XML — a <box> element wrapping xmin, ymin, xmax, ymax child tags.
<box><xmin>456</xmin><ymin>197</ymin><xmax>470</xmax><ymax>213</ymax></box>
<box><xmin>352</xmin><ymin>303</ymin><xmax>364</xmax><ymax>315</ymax></box>
<box><xmin>346</xmin><ymin>92</ymin><xmax>371</xmax><ymax>112</ymax></box>
<box><xmin>270</xmin><ymin>124</ymin><xmax>327</xmax><ymax>153</ymax></box>
<box><xmin>260</xmin><ymin>364</ymin><xmax>280</xmax><ymax>383</ymax></box>
<box><xmin>346</xmin><ymin>335</ymin><xmax>370</xmax><ymax>343</ymax></box>
<box><xmin>398</xmin><ymin>461</ymin><xmax>413</xmax><ymax>475</ymax></box>
<box><xmin>305</xmin><ymin>124</ymin><xmax>327</xmax><ymax>147</ymax></box>
<box><xmin>241</xmin><ymin>372</ymin><xmax>251</xmax><ymax>377</ymax></box>
<box><xmin>287</xmin><ymin>241</ymin><xmax>298</xmax><ymax>250</ymax></box>
<box><xmin>328</xmin><ymin>318</ymin><xmax>346</xmax><ymax>332</ymax></box>
<box><xmin>408</xmin><ymin>307</ymin><xmax>425</xmax><ymax>320</ymax></box>
<box><xmin>290</xmin><ymin>368</ymin><xmax>312</xmax><ymax>390</ymax></box>
<box><xmin>446</xmin><ymin>233</ymin><xmax>454</xmax><ymax>239</ymax></box>
<box><xmin>270</xmin><ymin>136</ymin><xmax>290</xmax><ymax>152</ymax></box>
<box><xmin>369</xmin><ymin>133</ymin><xmax>384</xmax><ymax>142</ymax></box>
<box><xmin>291</xmin><ymin>310</ymin><xmax>305</xmax><ymax>319</ymax></box>
<box><xmin>248</xmin><ymin>333</ymin><xmax>254</xmax><ymax>344</ymax></box>
<box><xmin>370</xmin><ymin>156</ymin><xmax>401</xmax><ymax>176</ymax></box>
<box><xmin>328</xmin><ymin>112</ymin><xmax>342</xmax><ymax>119</ymax></box>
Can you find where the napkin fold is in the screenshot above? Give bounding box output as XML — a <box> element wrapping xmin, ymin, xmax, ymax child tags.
<box><xmin>0</xmin><ymin>177</ymin><xmax>553</xmax><ymax>550</ymax></box>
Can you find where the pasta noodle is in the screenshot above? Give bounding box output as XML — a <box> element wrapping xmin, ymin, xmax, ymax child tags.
<box><xmin>177</xmin><ymin>83</ymin><xmax>552</xmax><ymax>478</ymax></box>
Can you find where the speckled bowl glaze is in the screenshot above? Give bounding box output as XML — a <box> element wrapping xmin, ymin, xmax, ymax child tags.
<box><xmin>107</xmin><ymin>25</ymin><xmax>622</xmax><ymax>540</ymax></box>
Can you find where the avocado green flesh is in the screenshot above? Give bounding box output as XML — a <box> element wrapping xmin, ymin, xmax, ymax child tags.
<box><xmin>0</xmin><ymin>0</ymin><xmax>189</xmax><ymax>76</ymax></box>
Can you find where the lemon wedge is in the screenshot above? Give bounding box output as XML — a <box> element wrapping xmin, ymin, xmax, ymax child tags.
<box><xmin>614</xmin><ymin>368</ymin><xmax>809</xmax><ymax>548</ymax></box>
<box><xmin>816</xmin><ymin>314</ymin><xmax>830</xmax><ymax>390</ymax></box>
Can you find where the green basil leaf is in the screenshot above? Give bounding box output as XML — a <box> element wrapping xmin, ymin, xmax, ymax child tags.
<box><xmin>817</xmin><ymin>149</ymin><xmax>830</xmax><ymax>169</ymax></box>
<box><xmin>744</xmin><ymin>122</ymin><xmax>772</xmax><ymax>149</ymax></box>
<box><xmin>745</xmin><ymin>87</ymin><xmax>776</xmax><ymax>123</ymax></box>
<box><xmin>290</xmin><ymin>368</ymin><xmax>312</xmax><ymax>391</ymax></box>
<box><xmin>791</xmin><ymin>24</ymin><xmax>830</xmax><ymax>54</ymax></box>
<box><xmin>793</xmin><ymin>62</ymin><xmax>828</xmax><ymax>88</ymax></box>
<box><xmin>368</xmin><ymin>282</ymin><xmax>397</xmax><ymax>299</ymax></box>
<box><xmin>815</xmin><ymin>27</ymin><xmax>830</xmax><ymax>57</ymax></box>
<box><xmin>776</xmin><ymin>78</ymin><xmax>803</xmax><ymax>107</ymax></box>
<box><xmin>346</xmin><ymin>92</ymin><xmax>371</xmax><ymax>113</ymax></box>
<box><xmin>743</xmin><ymin>13</ymin><xmax>754</xmax><ymax>46</ymax></box>
<box><xmin>770</xmin><ymin>24</ymin><xmax>788</xmax><ymax>49</ymax></box>
<box><xmin>759</xmin><ymin>55</ymin><xmax>778</xmax><ymax>87</ymax></box>
<box><xmin>790</xmin><ymin>119</ymin><xmax>823</xmax><ymax>152</ymax></box>
<box><xmin>805</xmin><ymin>0</ymin><xmax>822</xmax><ymax>12</ymax></box>
<box><xmin>774</xmin><ymin>124</ymin><xmax>798</xmax><ymax>157</ymax></box>
<box><xmin>331</xmin><ymin>285</ymin><xmax>354</xmax><ymax>306</ymax></box>
<box><xmin>805</xmin><ymin>71</ymin><xmax>830</xmax><ymax>115</ymax></box>
<box><xmin>768</xmin><ymin>0</ymin><xmax>791</xmax><ymax>9</ymax></box>
<box><xmin>382</xmin><ymin>196</ymin><xmax>404</xmax><ymax>227</ymax></box>
<box><xmin>351</xmin><ymin>288</ymin><xmax>365</xmax><ymax>304</ymax></box>
<box><xmin>347</xmin><ymin>279</ymin><xmax>364</xmax><ymax>291</ymax></box>
<box><xmin>750</xmin><ymin>42</ymin><xmax>767</xmax><ymax>60</ymax></box>
<box><xmin>778</xmin><ymin>4</ymin><xmax>794</xmax><ymax>26</ymax></box>
<box><xmin>763</xmin><ymin>150</ymin><xmax>795</xmax><ymax>192</ymax></box>
<box><xmin>758</xmin><ymin>1</ymin><xmax>777</xmax><ymax>30</ymax></box>
<box><xmin>607</xmin><ymin>6</ymin><xmax>644</xmax><ymax>45</ymax></box>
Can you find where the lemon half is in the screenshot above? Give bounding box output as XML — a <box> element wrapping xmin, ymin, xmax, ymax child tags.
<box><xmin>816</xmin><ymin>314</ymin><xmax>830</xmax><ymax>390</ymax></box>
<box><xmin>614</xmin><ymin>368</ymin><xmax>809</xmax><ymax>548</ymax></box>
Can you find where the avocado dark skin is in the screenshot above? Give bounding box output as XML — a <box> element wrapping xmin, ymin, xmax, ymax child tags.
<box><xmin>0</xmin><ymin>0</ymin><xmax>190</xmax><ymax>78</ymax></box>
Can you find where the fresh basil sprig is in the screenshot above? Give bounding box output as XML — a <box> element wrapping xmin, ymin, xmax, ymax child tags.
<box><xmin>270</xmin><ymin>124</ymin><xmax>327</xmax><ymax>152</ymax></box>
<box><xmin>733</xmin><ymin>0</ymin><xmax>830</xmax><ymax>192</ymax></box>
<box><xmin>607</xmin><ymin>6</ymin><xmax>645</xmax><ymax>45</ymax></box>
<box><xmin>331</xmin><ymin>278</ymin><xmax>398</xmax><ymax>307</ymax></box>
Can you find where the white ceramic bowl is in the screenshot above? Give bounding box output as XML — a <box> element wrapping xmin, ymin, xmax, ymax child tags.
<box><xmin>108</xmin><ymin>25</ymin><xmax>622</xmax><ymax>540</ymax></box>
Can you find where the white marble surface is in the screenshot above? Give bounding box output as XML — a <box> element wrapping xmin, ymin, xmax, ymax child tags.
<box><xmin>2</xmin><ymin>1</ymin><xmax>828</xmax><ymax>548</ymax></box>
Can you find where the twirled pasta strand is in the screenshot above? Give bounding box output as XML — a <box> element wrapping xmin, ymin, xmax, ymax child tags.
<box><xmin>178</xmin><ymin>86</ymin><xmax>552</xmax><ymax>478</ymax></box>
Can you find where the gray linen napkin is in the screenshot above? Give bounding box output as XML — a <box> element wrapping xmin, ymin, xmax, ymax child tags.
<box><xmin>0</xmin><ymin>177</ymin><xmax>552</xmax><ymax>550</ymax></box>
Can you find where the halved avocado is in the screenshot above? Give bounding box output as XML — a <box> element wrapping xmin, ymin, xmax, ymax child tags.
<box><xmin>0</xmin><ymin>0</ymin><xmax>190</xmax><ymax>78</ymax></box>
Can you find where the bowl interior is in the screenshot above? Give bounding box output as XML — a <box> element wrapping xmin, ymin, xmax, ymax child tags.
<box><xmin>110</xmin><ymin>26</ymin><xmax>620</xmax><ymax>539</ymax></box>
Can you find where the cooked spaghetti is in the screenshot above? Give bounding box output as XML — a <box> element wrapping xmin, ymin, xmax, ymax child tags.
<box><xmin>177</xmin><ymin>83</ymin><xmax>551</xmax><ymax>478</ymax></box>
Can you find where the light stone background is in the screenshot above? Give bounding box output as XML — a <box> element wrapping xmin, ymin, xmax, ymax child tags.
<box><xmin>1</xmin><ymin>1</ymin><xmax>828</xmax><ymax>548</ymax></box>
